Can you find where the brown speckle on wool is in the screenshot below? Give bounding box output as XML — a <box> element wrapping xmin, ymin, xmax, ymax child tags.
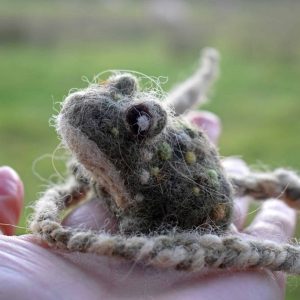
<box><xmin>210</xmin><ymin>203</ymin><xmax>228</xmax><ymax>222</ymax></box>
<box><xmin>30</xmin><ymin>48</ymin><xmax>300</xmax><ymax>275</ymax></box>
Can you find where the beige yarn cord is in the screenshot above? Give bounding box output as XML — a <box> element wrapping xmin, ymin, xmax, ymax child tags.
<box><xmin>229</xmin><ymin>168</ymin><xmax>300</xmax><ymax>210</ymax></box>
<box><xmin>30</xmin><ymin>168</ymin><xmax>300</xmax><ymax>274</ymax></box>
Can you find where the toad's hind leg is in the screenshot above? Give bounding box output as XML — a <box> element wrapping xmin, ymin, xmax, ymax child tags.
<box><xmin>166</xmin><ymin>48</ymin><xmax>220</xmax><ymax>115</ymax></box>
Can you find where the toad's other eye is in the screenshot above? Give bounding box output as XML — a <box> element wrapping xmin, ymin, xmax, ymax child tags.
<box><xmin>125</xmin><ymin>102</ymin><xmax>167</xmax><ymax>139</ymax></box>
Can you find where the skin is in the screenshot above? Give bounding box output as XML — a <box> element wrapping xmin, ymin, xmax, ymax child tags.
<box><xmin>0</xmin><ymin>112</ymin><xmax>296</xmax><ymax>300</ymax></box>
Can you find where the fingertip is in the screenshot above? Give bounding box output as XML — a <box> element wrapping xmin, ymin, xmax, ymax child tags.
<box><xmin>185</xmin><ymin>111</ymin><xmax>221</xmax><ymax>145</ymax></box>
<box><xmin>0</xmin><ymin>166</ymin><xmax>24</xmax><ymax>235</ymax></box>
<box><xmin>222</xmin><ymin>157</ymin><xmax>249</xmax><ymax>176</ymax></box>
<box><xmin>232</xmin><ymin>196</ymin><xmax>251</xmax><ymax>231</ymax></box>
<box><xmin>245</xmin><ymin>199</ymin><xmax>297</xmax><ymax>243</ymax></box>
<box><xmin>222</xmin><ymin>158</ymin><xmax>251</xmax><ymax>231</ymax></box>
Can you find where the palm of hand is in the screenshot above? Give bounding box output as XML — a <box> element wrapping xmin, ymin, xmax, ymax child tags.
<box><xmin>0</xmin><ymin>113</ymin><xmax>295</xmax><ymax>300</ymax></box>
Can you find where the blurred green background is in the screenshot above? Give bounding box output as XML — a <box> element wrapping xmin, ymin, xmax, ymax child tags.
<box><xmin>0</xmin><ymin>0</ymin><xmax>300</xmax><ymax>297</ymax></box>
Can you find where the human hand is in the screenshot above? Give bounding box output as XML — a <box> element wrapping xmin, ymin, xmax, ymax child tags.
<box><xmin>0</xmin><ymin>112</ymin><xmax>296</xmax><ymax>300</ymax></box>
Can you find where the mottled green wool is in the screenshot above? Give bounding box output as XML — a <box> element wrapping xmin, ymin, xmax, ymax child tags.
<box><xmin>58</xmin><ymin>73</ymin><xmax>233</xmax><ymax>234</ymax></box>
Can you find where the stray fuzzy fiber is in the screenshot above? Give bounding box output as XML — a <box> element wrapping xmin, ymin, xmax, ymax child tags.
<box><xmin>30</xmin><ymin>48</ymin><xmax>300</xmax><ymax>274</ymax></box>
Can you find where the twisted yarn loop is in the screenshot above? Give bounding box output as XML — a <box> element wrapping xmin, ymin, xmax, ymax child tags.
<box><xmin>30</xmin><ymin>172</ymin><xmax>300</xmax><ymax>274</ymax></box>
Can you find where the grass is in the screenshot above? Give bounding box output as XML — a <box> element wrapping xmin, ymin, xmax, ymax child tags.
<box><xmin>1</xmin><ymin>40</ymin><xmax>300</xmax><ymax>230</ymax></box>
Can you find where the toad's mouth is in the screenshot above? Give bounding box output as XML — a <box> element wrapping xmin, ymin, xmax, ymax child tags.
<box><xmin>57</xmin><ymin>115</ymin><xmax>130</xmax><ymax>209</ymax></box>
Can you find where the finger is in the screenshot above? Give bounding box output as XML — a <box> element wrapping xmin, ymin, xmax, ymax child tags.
<box><xmin>0</xmin><ymin>166</ymin><xmax>24</xmax><ymax>235</ymax></box>
<box><xmin>222</xmin><ymin>157</ymin><xmax>251</xmax><ymax>230</ymax></box>
<box><xmin>62</xmin><ymin>197</ymin><xmax>117</xmax><ymax>232</ymax></box>
<box><xmin>245</xmin><ymin>199</ymin><xmax>296</xmax><ymax>243</ymax></box>
<box><xmin>184</xmin><ymin>110</ymin><xmax>221</xmax><ymax>145</ymax></box>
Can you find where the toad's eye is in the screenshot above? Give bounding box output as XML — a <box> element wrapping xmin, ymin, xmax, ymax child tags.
<box><xmin>125</xmin><ymin>102</ymin><xmax>167</xmax><ymax>139</ymax></box>
<box><xmin>126</xmin><ymin>104</ymin><xmax>151</xmax><ymax>137</ymax></box>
